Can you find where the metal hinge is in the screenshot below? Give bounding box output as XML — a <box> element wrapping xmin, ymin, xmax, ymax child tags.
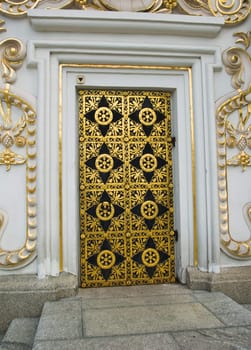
<box><xmin>171</xmin><ymin>137</ymin><xmax>176</xmax><ymax>147</ymax></box>
<box><xmin>174</xmin><ymin>230</ymin><xmax>178</xmax><ymax>242</ymax></box>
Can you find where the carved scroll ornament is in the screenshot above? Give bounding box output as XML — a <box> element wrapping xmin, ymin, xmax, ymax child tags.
<box><xmin>0</xmin><ymin>38</ymin><xmax>37</xmax><ymax>268</ymax></box>
<box><xmin>178</xmin><ymin>0</ymin><xmax>250</xmax><ymax>25</ymax></box>
<box><xmin>0</xmin><ymin>0</ymin><xmax>249</xmax><ymax>25</ymax></box>
<box><xmin>217</xmin><ymin>32</ymin><xmax>251</xmax><ymax>259</ymax></box>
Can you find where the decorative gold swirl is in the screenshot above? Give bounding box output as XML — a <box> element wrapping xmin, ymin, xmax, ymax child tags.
<box><xmin>222</xmin><ymin>32</ymin><xmax>251</xmax><ymax>91</ymax></box>
<box><xmin>177</xmin><ymin>0</ymin><xmax>211</xmax><ymax>16</ymax></box>
<box><xmin>0</xmin><ymin>89</ymin><xmax>37</xmax><ymax>268</ymax></box>
<box><xmin>218</xmin><ymin>32</ymin><xmax>251</xmax><ymax>258</ymax></box>
<box><xmin>0</xmin><ymin>38</ymin><xmax>26</xmax><ymax>85</ymax></box>
<box><xmin>0</xmin><ymin>0</ymin><xmax>40</xmax><ymax>17</ymax></box>
<box><xmin>178</xmin><ymin>0</ymin><xmax>250</xmax><ymax>24</ymax></box>
<box><xmin>217</xmin><ymin>92</ymin><xmax>251</xmax><ymax>258</ymax></box>
<box><xmin>208</xmin><ymin>0</ymin><xmax>250</xmax><ymax>24</ymax></box>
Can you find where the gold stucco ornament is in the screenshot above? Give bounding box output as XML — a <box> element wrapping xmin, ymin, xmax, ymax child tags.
<box><xmin>0</xmin><ymin>38</ymin><xmax>37</xmax><ymax>269</ymax></box>
<box><xmin>0</xmin><ymin>0</ymin><xmax>249</xmax><ymax>25</ymax></box>
<box><xmin>217</xmin><ymin>32</ymin><xmax>251</xmax><ymax>259</ymax></box>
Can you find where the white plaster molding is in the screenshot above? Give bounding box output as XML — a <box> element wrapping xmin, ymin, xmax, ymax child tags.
<box><xmin>28</xmin><ymin>10</ymin><xmax>224</xmax><ymax>38</ymax></box>
<box><xmin>26</xmin><ymin>12</ymin><xmax>223</xmax><ymax>280</ymax></box>
<box><xmin>28</xmin><ymin>50</ymin><xmax>221</xmax><ymax>281</ymax></box>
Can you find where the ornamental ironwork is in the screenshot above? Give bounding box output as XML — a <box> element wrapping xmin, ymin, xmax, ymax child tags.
<box><xmin>79</xmin><ymin>89</ymin><xmax>175</xmax><ymax>287</ymax></box>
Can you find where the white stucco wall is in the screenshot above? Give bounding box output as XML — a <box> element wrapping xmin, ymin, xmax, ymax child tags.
<box><xmin>0</xmin><ymin>9</ymin><xmax>250</xmax><ymax>282</ymax></box>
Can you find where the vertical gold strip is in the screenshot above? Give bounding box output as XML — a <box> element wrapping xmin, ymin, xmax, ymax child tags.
<box><xmin>59</xmin><ymin>65</ymin><xmax>63</xmax><ymax>272</ymax></box>
<box><xmin>188</xmin><ymin>68</ymin><xmax>198</xmax><ymax>267</ymax></box>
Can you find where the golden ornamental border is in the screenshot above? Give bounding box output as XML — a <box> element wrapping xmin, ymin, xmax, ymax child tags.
<box><xmin>218</xmin><ymin>31</ymin><xmax>251</xmax><ymax>259</ymax></box>
<box><xmin>0</xmin><ymin>38</ymin><xmax>37</xmax><ymax>268</ymax></box>
<box><xmin>217</xmin><ymin>91</ymin><xmax>251</xmax><ymax>258</ymax></box>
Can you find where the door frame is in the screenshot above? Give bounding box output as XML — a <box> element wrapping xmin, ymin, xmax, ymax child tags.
<box><xmin>60</xmin><ymin>65</ymin><xmax>195</xmax><ymax>283</ymax></box>
<box><xmin>29</xmin><ymin>17</ymin><xmax>222</xmax><ymax>279</ymax></box>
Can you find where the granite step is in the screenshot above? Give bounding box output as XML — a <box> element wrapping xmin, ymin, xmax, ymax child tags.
<box><xmin>32</xmin><ymin>284</ymin><xmax>251</xmax><ymax>349</ymax></box>
<box><xmin>0</xmin><ymin>318</ymin><xmax>39</xmax><ymax>350</ymax></box>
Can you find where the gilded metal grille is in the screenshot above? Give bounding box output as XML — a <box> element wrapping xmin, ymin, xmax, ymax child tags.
<box><xmin>79</xmin><ymin>89</ymin><xmax>175</xmax><ymax>288</ymax></box>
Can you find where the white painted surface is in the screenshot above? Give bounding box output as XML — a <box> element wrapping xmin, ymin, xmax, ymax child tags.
<box><xmin>0</xmin><ymin>9</ymin><xmax>250</xmax><ymax>279</ymax></box>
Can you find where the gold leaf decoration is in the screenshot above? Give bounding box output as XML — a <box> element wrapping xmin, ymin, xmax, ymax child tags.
<box><xmin>217</xmin><ymin>32</ymin><xmax>251</xmax><ymax>258</ymax></box>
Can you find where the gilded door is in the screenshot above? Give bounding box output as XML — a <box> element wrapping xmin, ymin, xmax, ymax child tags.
<box><xmin>79</xmin><ymin>89</ymin><xmax>175</xmax><ymax>288</ymax></box>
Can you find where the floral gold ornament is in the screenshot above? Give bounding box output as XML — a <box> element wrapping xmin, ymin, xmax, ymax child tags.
<box><xmin>0</xmin><ymin>90</ymin><xmax>31</xmax><ymax>171</ymax></box>
<box><xmin>131</xmin><ymin>142</ymin><xmax>167</xmax><ymax>183</ymax></box>
<box><xmin>217</xmin><ymin>31</ymin><xmax>251</xmax><ymax>259</ymax></box>
<box><xmin>178</xmin><ymin>0</ymin><xmax>250</xmax><ymax>24</ymax></box>
<box><xmin>86</xmin><ymin>190</ymin><xmax>124</xmax><ymax>231</ymax></box>
<box><xmin>129</xmin><ymin>96</ymin><xmax>166</xmax><ymax>137</ymax></box>
<box><xmin>139</xmin><ymin>108</ymin><xmax>157</xmax><ymax>126</ymax></box>
<box><xmin>0</xmin><ymin>0</ymin><xmax>248</xmax><ymax>24</ymax></box>
<box><xmin>132</xmin><ymin>237</ymin><xmax>169</xmax><ymax>278</ymax></box>
<box><xmin>131</xmin><ymin>189</ymin><xmax>168</xmax><ymax>230</ymax></box>
<box><xmin>221</xmin><ymin>32</ymin><xmax>251</xmax><ymax>172</ymax></box>
<box><xmin>140</xmin><ymin>200</ymin><xmax>159</xmax><ymax>220</ymax></box>
<box><xmin>85</xmin><ymin>95</ymin><xmax>123</xmax><ymax>137</ymax></box>
<box><xmin>0</xmin><ymin>38</ymin><xmax>37</xmax><ymax>268</ymax></box>
<box><xmin>0</xmin><ymin>90</ymin><xmax>37</xmax><ymax>267</ymax></box>
<box><xmin>0</xmin><ymin>148</ymin><xmax>25</xmax><ymax>170</ymax></box>
<box><xmin>79</xmin><ymin>89</ymin><xmax>175</xmax><ymax>287</ymax></box>
<box><xmin>97</xmin><ymin>249</ymin><xmax>116</xmax><ymax>270</ymax></box>
<box><xmin>217</xmin><ymin>93</ymin><xmax>251</xmax><ymax>258</ymax></box>
<box><xmin>86</xmin><ymin>142</ymin><xmax>123</xmax><ymax>183</ymax></box>
<box><xmin>225</xmin><ymin>103</ymin><xmax>251</xmax><ymax>171</ymax></box>
<box><xmin>142</xmin><ymin>248</ymin><xmax>160</xmax><ymax>268</ymax></box>
<box><xmin>87</xmin><ymin>239</ymin><xmax>125</xmax><ymax>281</ymax></box>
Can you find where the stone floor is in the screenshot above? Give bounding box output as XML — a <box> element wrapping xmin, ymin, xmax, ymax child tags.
<box><xmin>244</xmin><ymin>304</ymin><xmax>251</xmax><ymax>312</ymax></box>
<box><xmin>1</xmin><ymin>284</ymin><xmax>251</xmax><ymax>349</ymax></box>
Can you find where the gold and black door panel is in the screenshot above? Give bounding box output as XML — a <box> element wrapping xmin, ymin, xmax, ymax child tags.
<box><xmin>79</xmin><ymin>89</ymin><xmax>175</xmax><ymax>288</ymax></box>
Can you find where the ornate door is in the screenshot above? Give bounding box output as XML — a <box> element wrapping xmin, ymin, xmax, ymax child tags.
<box><xmin>79</xmin><ymin>89</ymin><xmax>175</xmax><ymax>288</ymax></box>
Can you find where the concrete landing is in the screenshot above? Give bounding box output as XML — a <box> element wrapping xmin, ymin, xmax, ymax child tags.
<box><xmin>32</xmin><ymin>284</ymin><xmax>251</xmax><ymax>350</ymax></box>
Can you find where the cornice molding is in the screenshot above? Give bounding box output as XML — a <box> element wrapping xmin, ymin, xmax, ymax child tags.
<box><xmin>28</xmin><ymin>10</ymin><xmax>224</xmax><ymax>38</ymax></box>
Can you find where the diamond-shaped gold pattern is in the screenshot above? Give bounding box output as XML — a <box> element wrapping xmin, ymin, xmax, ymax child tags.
<box><xmin>79</xmin><ymin>89</ymin><xmax>175</xmax><ymax>288</ymax></box>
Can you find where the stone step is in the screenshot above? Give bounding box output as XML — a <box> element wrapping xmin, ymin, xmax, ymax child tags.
<box><xmin>32</xmin><ymin>284</ymin><xmax>251</xmax><ymax>349</ymax></box>
<box><xmin>0</xmin><ymin>318</ymin><xmax>39</xmax><ymax>350</ymax></box>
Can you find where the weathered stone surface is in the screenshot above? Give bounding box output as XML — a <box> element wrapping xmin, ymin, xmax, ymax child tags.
<box><xmin>2</xmin><ymin>318</ymin><xmax>38</xmax><ymax>346</ymax></box>
<box><xmin>0</xmin><ymin>292</ymin><xmax>52</xmax><ymax>334</ymax></box>
<box><xmin>82</xmin><ymin>293</ymin><xmax>195</xmax><ymax>309</ymax></box>
<box><xmin>0</xmin><ymin>344</ymin><xmax>30</xmax><ymax>349</ymax></box>
<box><xmin>28</xmin><ymin>285</ymin><xmax>251</xmax><ymax>350</ymax></box>
<box><xmin>193</xmin><ymin>291</ymin><xmax>232</xmax><ymax>302</ymax></box>
<box><xmin>187</xmin><ymin>266</ymin><xmax>251</xmax><ymax>304</ymax></box>
<box><xmin>201</xmin><ymin>299</ymin><xmax>249</xmax><ymax>315</ymax></box>
<box><xmin>244</xmin><ymin>304</ymin><xmax>251</xmax><ymax>312</ymax></box>
<box><xmin>33</xmin><ymin>333</ymin><xmax>180</xmax><ymax>350</ymax></box>
<box><xmin>84</xmin><ymin>302</ymin><xmax>223</xmax><ymax>337</ymax></box>
<box><xmin>0</xmin><ymin>273</ymin><xmax>78</xmax><ymax>333</ymax></box>
<box><xmin>35</xmin><ymin>299</ymin><xmax>82</xmax><ymax>341</ymax></box>
<box><xmin>0</xmin><ymin>273</ymin><xmax>78</xmax><ymax>293</ymax></box>
<box><xmin>78</xmin><ymin>283</ymin><xmax>190</xmax><ymax>299</ymax></box>
<box><xmin>172</xmin><ymin>326</ymin><xmax>251</xmax><ymax>350</ymax></box>
<box><xmin>214</xmin><ymin>311</ymin><xmax>251</xmax><ymax>326</ymax></box>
